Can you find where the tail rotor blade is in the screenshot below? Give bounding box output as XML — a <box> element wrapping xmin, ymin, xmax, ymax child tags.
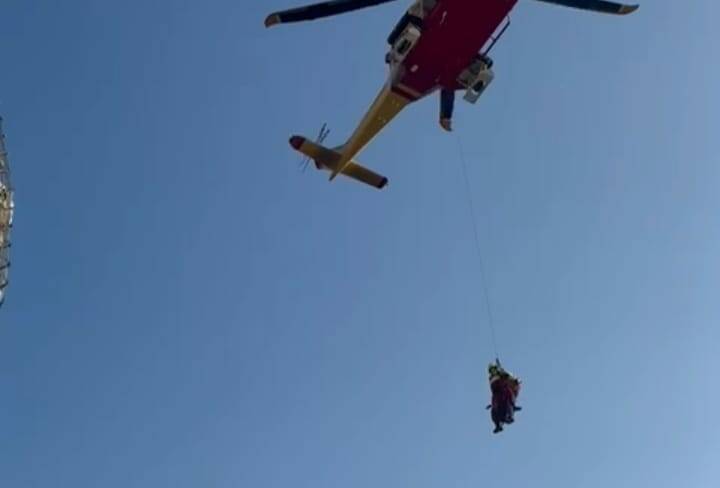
<box><xmin>298</xmin><ymin>123</ymin><xmax>331</xmax><ymax>172</ymax></box>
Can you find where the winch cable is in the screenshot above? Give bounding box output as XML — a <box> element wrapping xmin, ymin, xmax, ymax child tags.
<box><xmin>454</xmin><ymin>133</ymin><xmax>500</xmax><ymax>363</ymax></box>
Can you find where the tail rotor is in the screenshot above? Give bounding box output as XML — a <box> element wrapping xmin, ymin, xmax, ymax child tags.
<box><xmin>299</xmin><ymin>122</ymin><xmax>330</xmax><ymax>172</ymax></box>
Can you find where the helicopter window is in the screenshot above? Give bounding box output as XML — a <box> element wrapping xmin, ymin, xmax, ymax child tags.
<box><xmin>397</xmin><ymin>40</ymin><xmax>411</xmax><ymax>55</ymax></box>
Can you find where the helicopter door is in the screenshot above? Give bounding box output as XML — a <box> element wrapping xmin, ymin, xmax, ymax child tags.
<box><xmin>458</xmin><ymin>54</ymin><xmax>495</xmax><ymax>104</ymax></box>
<box><xmin>388</xmin><ymin>23</ymin><xmax>421</xmax><ymax>65</ymax></box>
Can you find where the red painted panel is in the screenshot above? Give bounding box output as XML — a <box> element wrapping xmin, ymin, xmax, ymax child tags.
<box><xmin>393</xmin><ymin>0</ymin><xmax>517</xmax><ymax>98</ymax></box>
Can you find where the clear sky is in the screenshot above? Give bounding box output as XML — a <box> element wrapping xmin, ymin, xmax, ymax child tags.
<box><xmin>1</xmin><ymin>1</ymin><xmax>719</xmax><ymax>487</ymax></box>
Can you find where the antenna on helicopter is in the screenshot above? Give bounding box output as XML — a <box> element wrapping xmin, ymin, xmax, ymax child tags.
<box><xmin>482</xmin><ymin>16</ymin><xmax>511</xmax><ymax>56</ymax></box>
<box><xmin>299</xmin><ymin>122</ymin><xmax>330</xmax><ymax>172</ymax></box>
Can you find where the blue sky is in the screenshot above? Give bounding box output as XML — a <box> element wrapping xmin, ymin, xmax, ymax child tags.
<box><xmin>1</xmin><ymin>0</ymin><xmax>719</xmax><ymax>486</ymax></box>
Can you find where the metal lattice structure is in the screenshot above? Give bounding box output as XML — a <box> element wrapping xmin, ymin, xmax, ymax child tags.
<box><xmin>0</xmin><ymin>117</ymin><xmax>14</xmax><ymax>308</ymax></box>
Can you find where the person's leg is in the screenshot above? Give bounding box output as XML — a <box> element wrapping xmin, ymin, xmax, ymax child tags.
<box><xmin>491</xmin><ymin>407</ymin><xmax>504</xmax><ymax>433</ymax></box>
<box><xmin>439</xmin><ymin>89</ymin><xmax>455</xmax><ymax>131</ymax></box>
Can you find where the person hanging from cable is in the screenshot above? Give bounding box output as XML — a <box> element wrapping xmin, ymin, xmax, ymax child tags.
<box><xmin>486</xmin><ymin>360</ymin><xmax>522</xmax><ymax>434</ymax></box>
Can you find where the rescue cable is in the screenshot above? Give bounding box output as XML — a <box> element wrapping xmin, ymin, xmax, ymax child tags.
<box><xmin>454</xmin><ymin>133</ymin><xmax>500</xmax><ymax>362</ymax></box>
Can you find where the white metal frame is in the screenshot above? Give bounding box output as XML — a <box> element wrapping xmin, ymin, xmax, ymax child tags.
<box><xmin>0</xmin><ymin>117</ymin><xmax>14</xmax><ymax>308</ymax></box>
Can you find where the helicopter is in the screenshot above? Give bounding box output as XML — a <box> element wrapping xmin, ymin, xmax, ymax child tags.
<box><xmin>265</xmin><ymin>0</ymin><xmax>639</xmax><ymax>189</ymax></box>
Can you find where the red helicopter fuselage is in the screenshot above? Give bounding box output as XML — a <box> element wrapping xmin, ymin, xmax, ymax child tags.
<box><xmin>392</xmin><ymin>0</ymin><xmax>517</xmax><ymax>100</ymax></box>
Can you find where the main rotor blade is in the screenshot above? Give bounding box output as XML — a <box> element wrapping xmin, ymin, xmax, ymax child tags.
<box><xmin>534</xmin><ymin>0</ymin><xmax>638</xmax><ymax>15</ymax></box>
<box><xmin>265</xmin><ymin>0</ymin><xmax>399</xmax><ymax>27</ymax></box>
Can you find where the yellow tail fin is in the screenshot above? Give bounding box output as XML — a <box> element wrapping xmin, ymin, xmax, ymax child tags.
<box><xmin>289</xmin><ymin>136</ymin><xmax>388</xmax><ymax>189</ymax></box>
